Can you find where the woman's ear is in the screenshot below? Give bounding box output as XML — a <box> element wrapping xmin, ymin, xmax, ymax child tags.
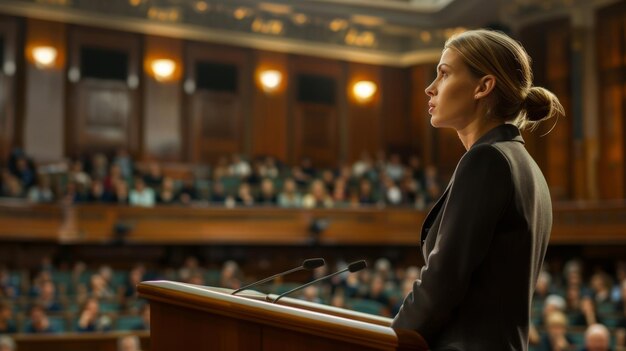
<box><xmin>474</xmin><ymin>75</ymin><xmax>496</xmax><ymax>100</ymax></box>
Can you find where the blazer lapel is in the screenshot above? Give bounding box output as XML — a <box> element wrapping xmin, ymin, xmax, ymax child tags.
<box><xmin>420</xmin><ymin>180</ymin><xmax>452</xmax><ymax>246</ymax></box>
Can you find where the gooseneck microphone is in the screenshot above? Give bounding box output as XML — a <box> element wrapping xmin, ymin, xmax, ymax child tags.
<box><xmin>231</xmin><ymin>258</ymin><xmax>325</xmax><ymax>295</ymax></box>
<box><xmin>271</xmin><ymin>260</ymin><xmax>367</xmax><ymax>303</ymax></box>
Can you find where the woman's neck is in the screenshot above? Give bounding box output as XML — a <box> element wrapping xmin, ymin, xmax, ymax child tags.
<box><xmin>456</xmin><ymin>119</ymin><xmax>504</xmax><ymax>150</ymax></box>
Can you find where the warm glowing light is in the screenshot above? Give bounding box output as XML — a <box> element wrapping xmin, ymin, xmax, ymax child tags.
<box><xmin>195</xmin><ymin>1</ymin><xmax>208</xmax><ymax>12</ymax></box>
<box><xmin>292</xmin><ymin>13</ymin><xmax>308</xmax><ymax>25</ymax></box>
<box><xmin>329</xmin><ymin>18</ymin><xmax>348</xmax><ymax>32</ymax></box>
<box><xmin>353</xmin><ymin>81</ymin><xmax>377</xmax><ymax>103</ymax></box>
<box><xmin>151</xmin><ymin>59</ymin><xmax>176</xmax><ymax>81</ymax></box>
<box><xmin>32</xmin><ymin>46</ymin><xmax>57</xmax><ymax>69</ymax></box>
<box><xmin>234</xmin><ymin>7</ymin><xmax>251</xmax><ymax>20</ymax></box>
<box><xmin>259</xmin><ymin>70</ymin><xmax>282</xmax><ymax>93</ymax></box>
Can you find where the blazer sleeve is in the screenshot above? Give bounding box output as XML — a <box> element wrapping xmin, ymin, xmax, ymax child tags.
<box><xmin>391</xmin><ymin>144</ymin><xmax>514</xmax><ymax>340</ymax></box>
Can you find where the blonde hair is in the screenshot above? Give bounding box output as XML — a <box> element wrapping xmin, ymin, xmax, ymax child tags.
<box><xmin>445</xmin><ymin>29</ymin><xmax>564</xmax><ymax>131</ymax></box>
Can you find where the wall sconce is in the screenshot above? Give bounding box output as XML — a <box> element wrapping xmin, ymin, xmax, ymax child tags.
<box><xmin>32</xmin><ymin>46</ymin><xmax>57</xmax><ymax>69</ymax></box>
<box><xmin>151</xmin><ymin>58</ymin><xmax>176</xmax><ymax>82</ymax></box>
<box><xmin>259</xmin><ymin>69</ymin><xmax>282</xmax><ymax>93</ymax></box>
<box><xmin>353</xmin><ymin>80</ymin><xmax>377</xmax><ymax>103</ymax></box>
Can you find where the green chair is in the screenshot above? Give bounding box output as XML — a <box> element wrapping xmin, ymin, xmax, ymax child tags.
<box><xmin>115</xmin><ymin>315</ymin><xmax>143</xmax><ymax>331</ymax></box>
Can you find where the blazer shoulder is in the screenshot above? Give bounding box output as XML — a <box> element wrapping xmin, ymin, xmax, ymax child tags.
<box><xmin>459</xmin><ymin>143</ymin><xmax>512</xmax><ymax>174</ymax></box>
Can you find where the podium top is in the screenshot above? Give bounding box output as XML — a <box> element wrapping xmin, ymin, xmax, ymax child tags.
<box><xmin>138</xmin><ymin>280</ymin><xmax>427</xmax><ymax>351</ymax></box>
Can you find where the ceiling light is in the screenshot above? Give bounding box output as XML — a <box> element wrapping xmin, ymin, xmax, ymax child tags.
<box><xmin>151</xmin><ymin>59</ymin><xmax>176</xmax><ymax>82</ymax></box>
<box><xmin>195</xmin><ymin>1</ymin><xmax>208</xmax><ymax>13</ymax></box>
<box><xmin>292</xmin><ymin>13</ymin><xmax>308</xmax><ymax>26</ymax></box>
<box><xmin>329</xmin><ymin>19</ymin><xmax>348</xmax><ymax>32</ymax></box>
<box><xmin>353</xmin><ymin>81</ymin><xmax>377</xmax><ymax>103</ymax></box>
<box><xmin>259</xmin><ymin>70</ymin><xmax>282</xmax><ymax>93</ymax></box>
<box><xmin>32</xmin><ymin>46</ymin><xmax>57</xmax><ymax>69</ymax></box>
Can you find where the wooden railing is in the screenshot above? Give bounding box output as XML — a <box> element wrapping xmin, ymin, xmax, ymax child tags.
<box><xmin>11</xmin><ymin>331</ymin><xmax>150</xmax><ymax>351</ymax></box>
<box><xmin>0</xmin><ymin>200</ymin><xmax>625</xmax><ymax>245</ymax></box>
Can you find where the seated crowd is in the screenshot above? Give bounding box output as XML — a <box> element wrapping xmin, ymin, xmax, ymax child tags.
<box><xmin>0</xmin><ymin>256</ymin><xmax>625</xmax><ymax>351</ymax></box>
<box><xmin>0</xmin><ymin>148</ymin><xmax>441</xmax><ymax>209</ymax></box>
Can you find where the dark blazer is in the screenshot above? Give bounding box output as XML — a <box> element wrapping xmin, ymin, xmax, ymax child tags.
<box><xmin>392</xmin><ymin>124</ymin><xmax>552</xmax><ymax>351</ymax></box>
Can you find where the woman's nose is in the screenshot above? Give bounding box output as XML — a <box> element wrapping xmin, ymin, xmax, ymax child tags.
<box><xmin>425</xmin><ymin>81</ymin><xmax>436</xmax><ymax>96</ymax></box>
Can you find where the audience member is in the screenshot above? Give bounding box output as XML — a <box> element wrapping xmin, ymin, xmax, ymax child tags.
<box><xmin>25</xmin><ymin>304</ymin><xmax>57</xmax><ymax>333</ymax></box>
<box><xmin>76</xmin><ymin>298</ymin><xmax>111</xmax><ymax>332</ymax></box>
<box><xmin>118</xmin><ymin>334</ymin><xmax>142</xmax><ymax>351</ymax></box>
<box><xmin>537</xmin><ymin>311</ymin><xmax>573</xmax><ymax>351</ymax></box>
<box><xmin>277</xmin><ymin>178</ymin><xmax>302</xmax><ymax>208</ymax></box>
<box><xmin>27</xmin><ymin>174</ymin><xmax>54</xmax><ymax>203</ymax></box>
<box><xmin>0</xmin><ymin>336</ymin><xmax>15</xmax><ymax>351</ymax></box>
<box><xmin>209</xmin><ymin>181</ymin><xmax>228</xmax><ymax>204</ymax></box>
<box><xmin>235</xmin><ymin>182</ymin><xmax>254</xmax><ymax>207</ymax></box>
<box><xmin>229</xmin><ymin>154</ymin><xmax>251</xmax><ymax>178</ymax></box>
<box><xmin>142</xmin><ymin>161</ymin><xmax>163</xmax><ymax>189</ymax></box>
<box><xmin>256</xmin><ymin>178</ymin><xmax>278</xmax><ymax>205</ymax></box>
<box><xmin>302</xmin><ymin>180</ymin><xmax>333</xmax><ymax>209</ymax></box>
<box><xmin>156</xmin><ymin>177</ymin><xmax>178</xmax><ymax>205</ymax></box>
<box><xmin>129</xmin><ymin>178</ymin><xmax>155</xmax><ymax>207</ymax></box>
<box><xmin>582</xmin><ymin>324</ymin><xmax>611</xmax><ymax>351</ymax></box>
<box><xmin>0</xmin><ymin>302</ymin><xmax>16</xmax><ymax>334</ymax></box>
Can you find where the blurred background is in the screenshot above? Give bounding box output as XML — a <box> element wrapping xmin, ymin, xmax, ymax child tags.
<box><xmin>0</xmin><ymin>0</ymin><xmax>625</xmax><ymax>350</ymax></box>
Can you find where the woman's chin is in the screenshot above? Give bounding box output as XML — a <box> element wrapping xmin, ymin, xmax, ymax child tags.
<box><xmin>430</xmin><ymin>116</ymin><xmax>441</xmax><ymax>128</ymax></box>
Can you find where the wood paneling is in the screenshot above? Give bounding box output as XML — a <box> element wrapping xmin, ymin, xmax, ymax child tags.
<box><xmin>143</xmin><ymin>35</ymin><xmax>183</xmax><ymax>161</ymax></box>
<box><xmin>140</xmin><ymin>282</ymin><xmax>427</xmax><ymax>351</ymax></box>
<box><xmin>0</xmin><ymin>16</ymin><xmax>18</xmax><ymax>163</ymax></box>
<box><xmin>23</xmin><ymin>19</ymin><xmax>66</xmax><ymax>162</ymax></box>
<box><xmin>597</xmin><ymin>1</ymin><xmax>626</xmax><ymax>199</ymax></box>
<box><xmin>290</xmin><ymin>56</ymin><xmax>344</xmax><ymax>166</ymax></box>
<box><xmin>521</xmin><ymin>19</ymin><xmax>573</xmax><ymax>200</ymax></box>
<box><xmin>382</xmin><ymin>67</ymin><xmax>411</xmax><ymax>157</ymax></box>
<box><xmin>294</xmin><ymin>103</ymin><xmax>339</xmax><ymax>168</ymax></box>
<box><xmin>67</xmin><ymin>26</ymin><xmax>141</xmax><ymax>157</ymax></box>
<box><xmin>13</xmin><ymin>332</ymin><xmax>150</xmax><ymax>351</ymax></box>
<box><xmin>2</xmin><ymin>202</ymin><xmax>626</xmax><ymax>246</ymax></box>
<box><xmin>346</xmin><ymin>62</ymin><xmax>382</xmax><ymax>161</ymax></box>
<box><xmin>184</xmin><ymin>42</ymin><xmax>251</xmax><ymax>163</ymax></box>
<box><xmin>251</xmin><ymin>51</ymin><xmax>289</xmax><ymax>160</ymax></box>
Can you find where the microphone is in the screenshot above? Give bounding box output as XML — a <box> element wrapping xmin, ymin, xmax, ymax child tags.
<box><xmin>231</xmin><ymin>258</ymin><xmax>325</xmax><ymax>295</ymax></box>
<box><xmin>270</xmin><ymin>260</ymin><xmax>367</xmax><ymax>303</ymax></box>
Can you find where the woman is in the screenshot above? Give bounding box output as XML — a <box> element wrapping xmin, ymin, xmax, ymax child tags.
<box><xmin>391</xmin><ymin>29</ymin><xmax>564</xmax><ymax>350</ymax></box>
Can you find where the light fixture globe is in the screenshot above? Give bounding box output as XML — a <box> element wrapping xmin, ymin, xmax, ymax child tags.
<box><xmin>151</xmin><ymin>58</ymin><xmax>176</xmax><ymax>82</ymax></box>
<box><xmin>259</xmin><ymin>69</ymin><xmax>282</xmax><ymax>93</ymax></box>
<box><xmin>32</xmin><ymin>46</ymin><xmax>57</xmax><ymax>69</ymax></box>
<box><xmin>353</xmin><ymin>80</ymin><xmax>377</xmax><ymax>102</ymax></box>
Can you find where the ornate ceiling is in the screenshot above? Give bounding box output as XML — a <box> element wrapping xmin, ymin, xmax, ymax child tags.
<box><xmin>0</xmin><ymin>0</ymin><xmax>615</xmax><ymax>65</ymax></box>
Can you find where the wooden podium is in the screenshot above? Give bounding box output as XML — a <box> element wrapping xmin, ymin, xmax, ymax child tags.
<box><xmin>138</xmin><ymin>281</ymin><xmax>428</xmax><ymax>351</ymax></box>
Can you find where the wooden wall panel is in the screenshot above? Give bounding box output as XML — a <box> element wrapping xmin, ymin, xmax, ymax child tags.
<box><xmin>345</xmin><ymin>63</ymin><xmax>381</xmax><ymax>162</ymax></box>
<box><xmin>544</xmin><ymin>22</ymin><xmax>572</xmax><ymax>200</ymax></box>
<box><xmin>382</xmin><ymin>67</ymin><xmax>411</xmax><ymax>157</ymax></box>
<box><xmin>289</xmin><ymin>56</ymin><xmax>344</xmax><ymax>167</ymax></box>
<box><xmin>521</xmin><ymin>19</ymin><xmax>573</xmax><ymax>200</ymax></box>
<box><xmin>23</xmin><ymin>19</ymin><xmax>66</xmax><ymax>162</ymax></box>
<box><xmin>0</xmin><ymin>16</ymin><xmax>18</xmax><ymax>163</ymax></box>
<box><xmin>293</xmin><ymin>103</ymin><xmax>338</xmax><ymax>168</ymax></box>
<box><xmin>67</xmin><ymin>27</ymin><xmax>141</xmax><ymax>158</ymax></box>
<box><xmin>184</xmin><ymin>42</ymin><xmax>251</xmax><ymax>164</ymax></box>
<box><xmin>143</xmin><ymin>36</ymin><xmax>183</xmax><ymax>161</ymax></box>
<box><xmin>250</xmin><ymin>51</ymin><xmax>288</xmax><ymax>161</ymax></box>
<box><xmin>597</xmin><ymin>2</ymin><xmax>626</xmax><ymax>199</ymax></box>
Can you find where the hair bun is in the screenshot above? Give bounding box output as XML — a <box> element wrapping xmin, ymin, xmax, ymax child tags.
<box><xmin>523</xmin><ymin>87</ymin><xmax>564</xmax><ymax>122</ymax></box>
